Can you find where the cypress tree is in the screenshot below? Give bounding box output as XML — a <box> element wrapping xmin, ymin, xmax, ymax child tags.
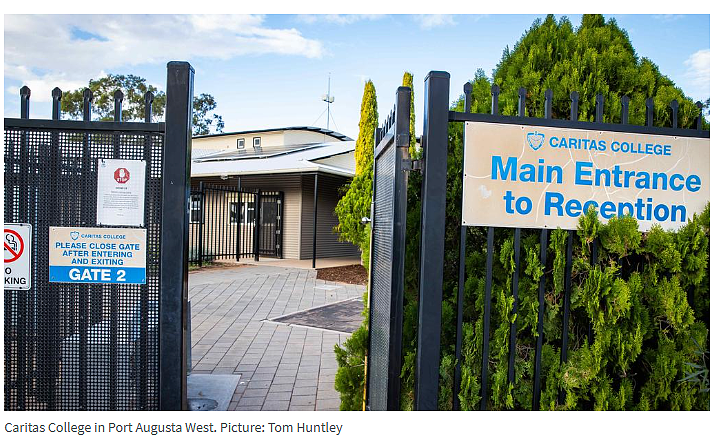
<box><xmin>402</xmin><ymin>72</ymin><xmax>417</xmax><ymax>157</ymax></box>
<box><xmin>334</xmin><ymin>80</ymin><xmax>378</xmax><ymax>248</ymax></box>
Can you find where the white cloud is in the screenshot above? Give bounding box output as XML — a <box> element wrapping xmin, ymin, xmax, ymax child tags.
<box><xmin>296</xmin><ymin>14</ymin><xmax>385</xmax><ymax>25</ymax></box>
<box><xmin>684</xmin><ymin>48</ymin><xmax>710</xmax><ymax>97</ymax></box>
<box><xmin>414</xmin><ymin>14</ymin><xmax>456</xmax><ymax>30</ymax></box>
<box><xmin>4</xmin><ymin>15</ymin><xmax>324</xmax><ymax>101</ymax></box>
<box><xmin>653</xmin><ymin>14</ymin><xmax>684</xmax><ymax>23</ymax></box>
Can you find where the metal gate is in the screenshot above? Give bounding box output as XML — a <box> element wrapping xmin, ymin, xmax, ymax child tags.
<box><xmin>189</xmin><ymin>185</ymin><xmax>283</xmax><ymax>266</ymax></box>
<box><xmin>4</xmin><ymin>62</ymin><xmax>193</xmax><ymax>410</ymax></box>
<box><xmin>366</xmin><ymin>87</ymin><xmax>411</xmax><ymax>410</ymax></box>
<box><xmin>258</xmin><ymin>191</ymin><xmax>283</xmax><ymax>257</ymax></box>
<box><xmin>367</xmin><ymin>71</ymin><xmax>710</xmax><ymax>411</ymax></box>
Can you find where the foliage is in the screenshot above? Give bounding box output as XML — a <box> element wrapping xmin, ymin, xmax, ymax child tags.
<box><xmin>402</xmin><ymin>72</ymin><xmax>417</xmax><ymax>158</ymax></box>
<box><xmin>334</xmin><ymin>291</ymin><xmax>369</xmax><ymax>410</ymax></box>
<box><xmin>333</xmin><ymin>80</ymin><xmax>378</xmax><ymax>248</ymax></box>
<box><xmin>334</xmin><ymin>15</ymin><xmax>710</xmax><ymax>411</ymax></box>
<box><xmin>61</xmin><ymin>73</ymin><xmax>225</xmax><ymax>135</ymax></box>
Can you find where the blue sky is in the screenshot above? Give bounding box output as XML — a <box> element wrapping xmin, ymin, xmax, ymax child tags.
<box><xmin>4</xmin><ymin>14</ymin><xmax>710</xmax><ymax>138</ymax></box>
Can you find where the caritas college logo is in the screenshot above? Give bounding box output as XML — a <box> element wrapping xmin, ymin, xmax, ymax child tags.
<box><xmin>527</xmin><ymin>131</ymin><xmax>545</xmax><ymax>151</ymax></box>
<box><xmin>114</xmin><ymin>167</ymin><xmax>130</xmax><ymax>184</ymax></box>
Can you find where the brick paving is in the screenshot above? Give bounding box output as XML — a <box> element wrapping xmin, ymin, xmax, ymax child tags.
<box><xmin>188</xmin><ymin>265</ymin><xmax>365</xmax><ymax>411</ymax></box>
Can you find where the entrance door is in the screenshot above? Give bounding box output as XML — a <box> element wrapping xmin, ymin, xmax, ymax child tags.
<box><xmin>259</xmin><ymin>191</ymin><xmax>283</xmax><ymax>258</ymax></box>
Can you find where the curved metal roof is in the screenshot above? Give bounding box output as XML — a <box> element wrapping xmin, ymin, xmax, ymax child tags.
<box><xmin>192</xmin><ymin>126</ymin><xmax>352</xmax><ymax>142</ymax></box>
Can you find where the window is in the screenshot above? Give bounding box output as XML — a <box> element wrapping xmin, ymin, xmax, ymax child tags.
<box><xmin>253</xmin><ymin>137</ymin><xmax>261</xmax><ymax>149</ymax></box>
<box><xmin>246</xmin><ymin>201</ymin><xmax>256</xmax><ymax>223</ymax></box>
<box><xmin>189</xmin><ymin>194</ymin><xmax>201</xmax><ymax>223</ymax></box>
<box><xmin>237</xmin><ymin>138</ymin><xmax>245</xmax><ymax>149</ymax></box>
<box><xmin>229</xmin><ymin>201</ymin><xmax>255</xmax><ymax>224</ymax></box>
<box><xmin>229</xmin><ymin>202</ymin><xmax>244</xmax><ymax>224</ymax></box>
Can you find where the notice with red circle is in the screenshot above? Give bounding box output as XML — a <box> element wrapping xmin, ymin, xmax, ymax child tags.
<box><xmin>4</xmin><ymin>224</ymin><xmax>32</xmax><ymax>290</ymax></box>
<box><xmin>96</xmin><ymin>159</ymin><xmax>146</xmax><ymax>227</ymax></box>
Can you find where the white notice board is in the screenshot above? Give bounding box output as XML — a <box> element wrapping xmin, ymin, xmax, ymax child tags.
<box><xmin>97</xmin><ymin>159</ymin><xmax>146</xmax><ymax>227</ymax></box>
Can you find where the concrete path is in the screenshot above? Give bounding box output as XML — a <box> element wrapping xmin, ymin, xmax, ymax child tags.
<box><xmin>188</xmin><ymin>264</ymin><xmax>365</xmax><ymax>411</ymax></box>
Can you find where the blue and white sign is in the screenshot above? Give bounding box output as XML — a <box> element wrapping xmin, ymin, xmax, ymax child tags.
<box><xmin>49</xmin><ymin>227</ymin><xmax>146</xmax><ymax>284</ymax></box>
<box><xmin>462</xmin><ymin>122</ymin><xmax>710</xmax><ymax>231</ymax></box>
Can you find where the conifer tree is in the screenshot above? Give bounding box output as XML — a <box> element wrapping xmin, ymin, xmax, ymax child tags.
<box><xmin>334</xmin><ymin>80</ymin><xmax>378</xmax><ymax>248</ymax></box>
<box><xmin>402</xmin><ymin>72</ymin><xmax>417</xmax><ymax>157</ymax></box>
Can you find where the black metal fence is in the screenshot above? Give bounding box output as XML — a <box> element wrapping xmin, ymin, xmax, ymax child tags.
<box><xmin>366</xmin><ymin>71</ymin><xmax>710</xmax><ymax>411</ymax></box>
<box><xmin>4</xmin><ymin>62</ymin><xmax>193</xmax><ymax>410</ymax></box>
<box><xmin>189</xmin><ymin>183</ymin><xmax>283</xmax><ymax>266</ymax></box>
<box><xmin>366</xmin><ymin>87</ymin><xmax>411</xmax><ymax>410</ymax></box>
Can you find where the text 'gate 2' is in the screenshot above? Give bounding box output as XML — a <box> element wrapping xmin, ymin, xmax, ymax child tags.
<box><xmin>49</xmin><ymin>226</ymin><xmax>147</xmax><ymax>284</ymax></box>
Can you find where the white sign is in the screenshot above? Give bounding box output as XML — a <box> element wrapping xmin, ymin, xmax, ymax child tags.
<box><xmin>462</xmin><ymin>122</ymin><xmax>710</xmax><ymax>231</ymax></box>
<box><xmin>97</xmin><ymin>159</ymin><xmax>146</xmax><ymax>227</ymax></box>
<box><xmin>4</xmin><ymin>224</ymin><xmax>32</xmax><ymax>290</ymax></box>
<box><xmin>49</xmin><ymin>227</ymin><xmax>146</xmax><ymax>284</ymax></box>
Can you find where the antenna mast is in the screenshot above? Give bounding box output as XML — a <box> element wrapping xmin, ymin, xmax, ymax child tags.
<box><xmin>322</xmin><ymin>72</ymin><xmax>335</xmax><ymax>131</ymax></box>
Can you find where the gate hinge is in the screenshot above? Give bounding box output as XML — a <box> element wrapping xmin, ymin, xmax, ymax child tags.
<box><xmin>401</xmin><ymin>159</ymin><xmax>423</xmax><ymax>172</ymax></box>
<box><xmin>396</xmin><ymin>133</ymin><xmax>410</xmax><ymax>147</ymax></box>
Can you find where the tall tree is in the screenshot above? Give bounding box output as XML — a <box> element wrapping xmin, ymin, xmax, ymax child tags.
<box><xmin>491</xmin><ymin>14</ymin><xmax>704</xmax><ymax>128</ymax></box>
<box><xmin>334</xmin><ymin>80</ymin><xmax>378</xmax><ymax>248</ymax></box>
<box><xmin>61</xmin><ymin>74</ymin><xmax>224</xmax><ymax>135</ymax></box>
<box><xmin>402</xmin><ymin>72</ymin><xmax>417</xmax><ymax>158</ymax></box>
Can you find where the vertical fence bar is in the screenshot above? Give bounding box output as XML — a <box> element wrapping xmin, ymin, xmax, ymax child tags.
<box><xmin>621</xmin><ymin>96</ymin><xmax>630</xmax><ymax>125</ymax></box>
<box><xmin>236</xmin><ymin>178</ymin><xmax>242</xmax><ymax>261</ymax></box>
<box><xmin>415</xmin><ymin>71</ymin><xmax>449</xmax><ymax>410</ymax></box>
<box><xmin>159</xmin><ymin>61</ymin><xmax>194</xmax><ymax>410</ymax></box>
<box><xmin>645</xmin><ymin>98</ymin><xmax>654</xmax><ymax>127</ymax></box>
<box><xmin>558</xmin><ymin>230</ymin><xmax>573</xmax><ymax>406</ymax></box>
<box><xmin>696</xmin><ymin>101</ymin><xmax>703</xmax><ymax>132</ymax></box>
<box><xmin>79</xmin><ymin>87</ymin><xmax>93</xmax><ymax>410</ymax></box>
<box><xmin>198</xmin><ymin>181</ymin><xmax>204</xmax><ymax>266</ymax></box>
<box><xmin>595</xmin><ymin>93</ymin><xmax>604</xmax><ymax>123</ymax></box>
<box><xmin>532</xmin><ymin>88</ymin><xmax>553</xmax><ymax>410</ymax></box>
<box><xmin>570</xmin><ymin>92</ymin><xmax>579</xmax><ymax>122</ymax></box>
<box><xmin>20</xmin><ymin>85</ymin><xmax>30</xmax><ymax>118</ymax></box>
<box><xmin>558</xmin><ymin>91</ymin><xmax>579</xmax><ymax>406</ymax></box>
<box><xmin>312</xmin><ymin>173</ymin><xmax>319</xmax><ymax>268</ymax></box>
<box><xmin>453</xmin><ymin>82</ymin><xmax>473</xmax><ymax>410</ymax></box>
<box><xmin>479</xmin><ymin>83</ymin><xmax>500</xmax><ymax>410</ymax></box>
<box><xmin>47</xmin><ymin>86</ymin><xmax>63</xmax><ymax>409</ymax></box>
<box><xmin>114</xmin><ymin>90</ymin><xmax>124</xmax><ymax>122</ymax></box>
<box><xmin>51</xmin><ymin>87</ymin><xmax>62</xmax><ymax>120</ymax></box>
<box><xmin>141</xmin><ymin>89</ymin><xmax>153</xmax><ymax>409</ymax></box>
<box><xmin>507</xmin><ymin>87</ymin><xmax>526</xmax><ymax>391</ymax></box>
<box><xmin>16</xmin><ymin>86</ymin><xmax>30</xmax><ymax>410</ymax></box>
<box><xmin>110</xmin><ymin>89</ymin><xmax>124</xmax><ymax>410</ymax></box>
<box><xmin>254</xmin><ymin>189</ymin><xmax>261</xmax><ymax>262</ymax></box>
<box><xmin>670</xmin><ymin>99</ymin><xmax>679</xmax><ymax>129</ymax></box>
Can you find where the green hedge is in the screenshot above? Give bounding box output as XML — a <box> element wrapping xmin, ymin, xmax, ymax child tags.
<box><xmin>334</xmin><ymin>14</ymin><xmax>709</xmax><ymax>411</ymax></box>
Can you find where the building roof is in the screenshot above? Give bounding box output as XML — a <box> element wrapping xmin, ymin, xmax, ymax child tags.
<box><xmin>191</xmin><ymin>140</ymin><xmax>356</xmax><ymax>178</ymax></box>
<box><xmin>192</xmin><ymin>126</ymin><xmax>352</xmax><ymax>142</ymax></box>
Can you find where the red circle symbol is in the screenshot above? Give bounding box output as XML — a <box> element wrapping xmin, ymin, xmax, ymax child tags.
<box><xmin>4</xmin><ymin>229</ymin><xmax>24</xmax><ymax>263</ymax></box>
<box><xmin>114</xmin><ymin>168</ymin><xmax>130</xmax><ymax>184</ymax></box>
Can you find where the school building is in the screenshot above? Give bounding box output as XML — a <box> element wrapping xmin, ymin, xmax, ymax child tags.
<box><xmin>190</xmin><ymin>126</ymin><xmax>360</xmax><ymax>262</ymax></box>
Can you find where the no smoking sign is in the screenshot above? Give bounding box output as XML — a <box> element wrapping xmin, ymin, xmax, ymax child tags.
<box><xmin>4</xmin><ymin>224</ymin><xmax>32</xmax><ymax>290</ymax></box>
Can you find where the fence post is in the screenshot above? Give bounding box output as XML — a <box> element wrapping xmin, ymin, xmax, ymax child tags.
<box><xmin>236</xmin><ymin>177</ymin><xmax>242</xmax><ymax>261</ymax></box>
<box><xmin>312</xmin><ymin>173</ymin><xmax>319</xmax><ymax>268</ymax></box>
<box><xmin>453</xmin><ymin>81</ymin><xmax>473</xmax><ymax>410</ymax></box>
<box><xmin>254</xmin><ymin>188</ymin><xmax>261</xmax><ymax>261</ymax></box>
<box><xmin>415</xmin><ymin>71</ymin><xmax>449</xmax><ymax>410</ymax></box>
<box><xmin>198</xmin><ymin>181</ymin><xmax>205</xmax><ymax>267</ymax></box>
<box><xmin>159</xmin><ymin>61</ymin><xmax>194</xmax><ymax>411</ymax></box>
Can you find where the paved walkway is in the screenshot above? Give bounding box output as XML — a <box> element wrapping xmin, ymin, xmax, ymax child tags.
<box><xmin>188</xmin><ymin>264</ymin><xmax>365</xmax><ymax>411</ymax></box>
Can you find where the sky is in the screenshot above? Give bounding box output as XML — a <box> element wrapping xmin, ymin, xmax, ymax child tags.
<box><xmin>3</xmin><ymin>14</ymin><xmax>711</xmax><ymax>139</ymax></box>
